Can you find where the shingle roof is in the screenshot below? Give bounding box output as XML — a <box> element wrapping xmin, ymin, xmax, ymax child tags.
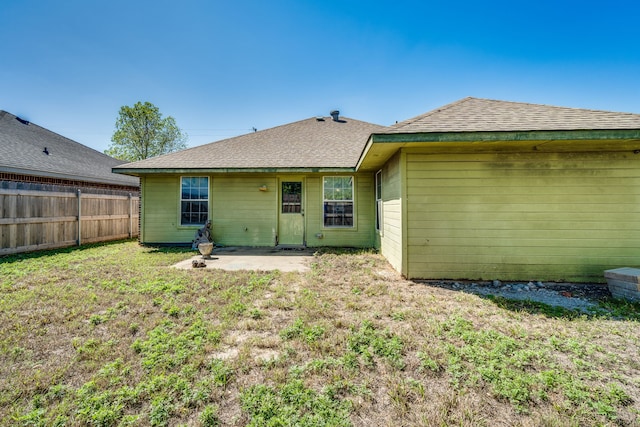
<box><xmin>385</xmin><ymin>97</ymin><xmax>640</xmax><ymax>134</ymax></box>
<box><xmin>0</xmin><ymin>110</ymin><xmax>139</xmax><ymax>187</ymax></box>
<box><xmin>114</xmin><ymin>116</ymin><xmax>385</xmax><ymax>172</ymax></box>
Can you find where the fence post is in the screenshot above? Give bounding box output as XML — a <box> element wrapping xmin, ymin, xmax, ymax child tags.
<box><xmin>128</xmin><ymin>192</ymin><xmax>133</xmax><ymax>239</ymax></box>
<box><xmin>77</xmin><ymin>189</ymin><xmax>82</xmax><ymax>246</ymax></box>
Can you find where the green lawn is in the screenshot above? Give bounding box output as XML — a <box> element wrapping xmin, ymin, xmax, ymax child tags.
<box><xmin>1</xmin><ymin>241</ymin><xmax>639</xmax><ymax>426</ymax></box>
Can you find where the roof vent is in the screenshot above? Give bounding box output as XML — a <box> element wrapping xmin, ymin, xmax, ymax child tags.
<box><xmin>43</xmin><ymin>147</ymin><xmax>50</xmax><ymax>155</ymax></box>
<box><xmin>316</xmin><ymin>116</ymin><xmax>325</xmax><ymax>121</ymax></box>
<box><xmin>16</xmin><ymin>117</ymin><xmax>30</xmax><ymax>125</ymax></box>
<box><xmin>330</xmin><ymin>110</ymin><xmax>340</xmax><ymax>121</ymax></box>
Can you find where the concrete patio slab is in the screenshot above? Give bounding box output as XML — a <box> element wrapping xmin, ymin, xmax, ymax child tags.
<box><xmin>171</xmin><ymin>246</ymin><xmax>315</xmax><ymax>272</ymax></box>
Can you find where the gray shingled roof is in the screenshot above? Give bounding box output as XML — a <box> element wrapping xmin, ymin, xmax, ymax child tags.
<box><xmin>114</xmin><ymin>115</ymin><xmax>385</xmax><ymax>172</ymax></box>
<box><xmin>385</xmin><ymin>97</ymin><xmax>640</xmax><ymax>134</ymax></box>
<box><xmin>0</xmin><ymin>110</ymin><xmax>139</xmax><ymax>187</ymax></box>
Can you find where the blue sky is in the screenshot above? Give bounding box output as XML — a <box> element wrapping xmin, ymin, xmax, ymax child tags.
<box><xmin>2</xmin><ymin>0</ymin><xmax>639</xmax><ymax>154</ymax></box>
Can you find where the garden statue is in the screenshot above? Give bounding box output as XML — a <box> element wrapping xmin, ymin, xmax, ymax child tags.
<box><xmin>191</xmin><ymin>219</ymin><xmax>213</xmax><ymax>250</ymax></box>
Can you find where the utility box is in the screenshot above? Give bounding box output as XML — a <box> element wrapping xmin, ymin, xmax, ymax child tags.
<box><xmin>604</xmin><ymin>268</ymin><xmax>640</xmax><ymax>302</ymax></box>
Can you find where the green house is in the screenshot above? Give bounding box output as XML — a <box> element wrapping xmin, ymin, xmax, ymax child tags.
<box><xmin>359</xmin><ymin>98</ymin><xmax>640</xmax><ymax>282</ymax></box>
<box><xmin>113</xmin><ymin>112</ymin><xmax>385</xmax><ymax>249</ymax></box>
<box><xmin>115</xmin><ymin>98</ymin><xmax>640</xmax><ymax>282</ymax></box>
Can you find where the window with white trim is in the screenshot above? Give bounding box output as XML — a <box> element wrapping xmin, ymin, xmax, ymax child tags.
<box><xmin>375</xmin><ymin>170</ymin><xmax>382</xmax><ymax>232</ymax></box>
<box><xmin>180</xmin><ymin>177</ymin><xmax>209</xmax><ymax>226</ymax></box>
<box><xmin>323</xmin><ymin>176</ymin><xmax>354</xmax><ymax>227</ymax></box>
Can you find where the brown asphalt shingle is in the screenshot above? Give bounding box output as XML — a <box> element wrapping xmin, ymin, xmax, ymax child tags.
<box><xmin>114</xmin><ymin>97</ymin><xmax>640</xmax><ymax>174</ymax></box>
<box><xmin>115</xmin><ymin>116</ymin><xmax>385</xmax><ymax>171</ymax></box>
<box><xmin>0</xmin><ymin>110</ymin><xmax>138</xmax><ymax>186</ymax></box>
<box><xmin>385</xmin><ymin>97</ymin><xmax>640</xmax><ymax>134</ymax></box>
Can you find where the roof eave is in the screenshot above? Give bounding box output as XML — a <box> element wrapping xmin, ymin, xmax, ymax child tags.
<box><xmin>355</xmin><ymin>135</ymin><xmax>375</xmax><ymax>171</ymax></box>
<box><xmin>372</xmin><ymin>128</ymin><xmax>640</xmax><ymax>143</ymax></box>
<box><xmin>1</xmin><ymin>166</ymin><xmax>139</xmax><ymax>187</ymax></box>
<box><xmin>356</xmin><ymin>128</ymin><xmax>640</xmax><ymax>172</ymax></box>
<box><xmin>112</xmin><ymin>166</ymin><xmax>358</xmax><ymax>176</ymax></box>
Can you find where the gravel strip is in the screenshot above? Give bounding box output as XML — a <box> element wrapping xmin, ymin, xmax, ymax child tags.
<box><xmin>419</xmin><ymin>280</ymin><xmax>611</xmax><ymax>313</ymax></box>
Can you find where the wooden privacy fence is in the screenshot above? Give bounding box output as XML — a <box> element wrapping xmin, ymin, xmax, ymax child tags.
<box><xmin>0</xmin><ymin>188</ymin><xmax>139</xmax><ymax>255</ymax></box>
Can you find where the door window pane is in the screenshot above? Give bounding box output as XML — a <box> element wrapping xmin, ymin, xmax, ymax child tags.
<box><xmin>282</xmin><ymin>182</ymin><xmax>302</xmax><ymax>213</ymax></box>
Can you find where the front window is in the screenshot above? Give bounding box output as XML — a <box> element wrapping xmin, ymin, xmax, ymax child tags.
<box><xmin>323</xmin><ymin>176</ymin><xmax>354</xmax><ymax>227</ymax></box>
<box><xmin>181</xmin><ymin>177</ymin><xmax>209</xmax><ymax>226</ymax></box>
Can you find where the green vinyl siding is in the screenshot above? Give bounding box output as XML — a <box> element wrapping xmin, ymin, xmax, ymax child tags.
<box><xmin>212</xmin><ymin>175</ymin><xmax>278</xmax><ymax>246</ymax></box>
<box><xmin>378</xmin><ymin>151</ymin><xmax>404</xmax><ymax>273</ymax></box>
<box><xmin>305</xmin><ymin>173</ymin><xmax>376</xmax><ymax>248</ymax></box>
<box><xmin>140</xmin><ymin>175</ymin><xmax>201</xmax><ymax>243</ymax></box>
<box><xmin>139</xmin><ymin>172</ymin><xmax>376</xmax><ymax>248</ymax></box>
<box><xmin>404</xmin><ymin>150</ymin><xmax>640</xmax><ymax>282</ymax></box>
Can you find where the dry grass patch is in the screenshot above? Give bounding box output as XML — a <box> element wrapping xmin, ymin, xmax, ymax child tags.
<box><xmin>1</xmin><ymin>242</ymin><xmax>639</xmax><ymax>426</ymax></box>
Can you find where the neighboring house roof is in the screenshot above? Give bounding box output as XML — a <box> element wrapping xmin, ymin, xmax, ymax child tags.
<box><xmin>0</xmin><ymin>110</ymin><xmax>139</xmax><ymax>187</ymax></box>
<box><xmin>386</xmin><ymin>97</ymin><xmax>640</xmax><ymax>133</ymax></box>
<box><xmin>114</xmin><ymin>115</ymin><xmax>385</xmax><ymax>174</ymax></box>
